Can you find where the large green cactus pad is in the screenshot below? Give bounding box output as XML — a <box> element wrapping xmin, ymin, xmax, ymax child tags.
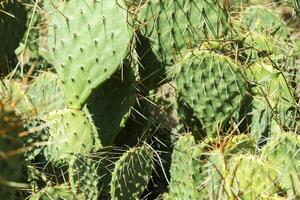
<box><xmin>110</xmin><ymin>146</ymin><xmax>153</xmax><ymax>200</ymax></box>
<box><xmin>138</xmin><ymin>0</ymin><xmax>228</xmax><ymax>67</ymax></box>
<box><xmin>175</xmin><ymin>51</ymin><xmax>247</xmax><ymax>134</ymax></box>
<box><xmin>47</xmin><ymin>0</ymin><xmax>133</xmax><ymax>109</ymax></box>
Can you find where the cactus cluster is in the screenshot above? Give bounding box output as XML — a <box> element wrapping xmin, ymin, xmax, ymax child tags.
<box><xmin>0</xmin><ymin>0</ymin><xmax>300</xmax><ymax>199</ymax></box>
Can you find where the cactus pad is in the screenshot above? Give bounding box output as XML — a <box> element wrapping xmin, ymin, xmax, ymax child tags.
<box><xmin>228</xmin><ymin>154</ymin><xmax>278</xmax><ymax>199</ymax></box>
<box><xmin>110</xmin><ymin>146</ymin><xmax>153</xmax><ymax>200</ymax></box>
<box><xmin>47</xmin><ymin>0</ymin><xmax>133</xmax><ymax>109</ymax></box>
<box><xmin>169</xmin><ymin>133</ymin><xmax>204</xmax><ymax>199</ymax></box>
<box><xmin>175</xmin><ymin>51</ymin><xmax>247</xmax><ymax>134</ymax></box>
<box><xmin>138</xmin><ymin>0</ymin><xmax>228</xmax><ymax>66</ymax></box>
<box><xmin>44</xmin><ymin>109</ymin><xmax>100</xmax><ymax>163</ymax></box>
<box><xmin>262</xmin><ymin>132</ymin><xmax>300</xmax><ymax>197</ymax></box>
<box><xmin>27</xmin><ymin>71</ymin><xmax>66</xmax><ymax>115</ymax></box>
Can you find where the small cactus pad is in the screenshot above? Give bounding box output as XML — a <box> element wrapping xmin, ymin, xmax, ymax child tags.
<box><xmin>246</xmin><ymin>62</ymin><xmax>296</xmax><ymax>128</ymax></box>
<box><xmin>47</xmin><ymin>0</ymin><xmax>133</xmax><ymax>109</ymax></box>
<box><xmin>44</xmin><ymin>109</ymin><xmax>100</xmax><ymax>163</ymax></box>
<box><xmin>262</xmin><ymin>132</ymin><xmax>300</xmax><ymax>197</ymax></box>
<box><xmin>228</xmin><ymin>154</ymin><xmax>278</xmax><ymax>199</ymax></box>
<box><xmin>27</xmin><ymin>71</ymin><xmax>65</xmax><ymax>115</ymax></box>
<box><xmin>72</xmin><ymin>158</ymin><xmax>100</xmax><ymax>200</ymax></box>
<box><xmin>85</xmin><ymin>64</ymin><xmax>136</xmax><ymax>146</ymax></box>
<box><xmin>110</xmin><ymin>146</ymin><xmax>153</xmax><ymax>200</ymax></box>
<box><xmin>169</xmin><ymin>133</ymin><xmax>204</xmax><ymax>199</ymax></box>
<box><xmin>204</xmin><ymin>149</ymin><xmax>229</xmax><ymax>199</ymax></box>
<box><xmin>240</xmin><ymin>6</ymin><xmax>289</xmax><ymax>40</ymax></box>
<box><xmin>175</xmin><ymin>51</ymin><xmax>247</xmax><ymax>134</ymax></box>
<box><xmin>138</xmin><ymin>0</ymin><xmax>228</xmax><ymax>66</ymax></box>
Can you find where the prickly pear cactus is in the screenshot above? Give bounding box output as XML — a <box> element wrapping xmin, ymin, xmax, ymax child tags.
<box><xmin>175</xmin><ymin>51</ymin><xmax>247</xmax><ymax>134</ymax></box>
<box><xmin>138</xmin><ymin>0</ymin><xmax>228</xmax><ymax>66</ymax></box>
<box><xmin>110</xmin><ymin>146</ymin><xmax>153</xmax><ymax>200</ymax></box>
<box><xmin>46</xmin><ymin>0</ymin><xmax>133</xmax><ymax>109</ymax></box>
<box><xmin>71</xmin><ymin>158</ymin><xmax>100</xmax><ymax>200</ymax></box>
<box><xmin>240</xmin><ymin>6</ymin><xmax>289</xmax><ymax>40</ymax></box>
<box><xmin>0</xmin><ymin>0</ymin><xmax>300</xmax><ymax>199</ymax></box>
<box><xmin>169</xmin><ymin>133</ymin><xmax>204</xmax><ymax>199</ymax></box>
<box><xmin>228</xmin><ymin>154</ymin><xmax>278</xmax><ymax>199</ymax></box>
<box><xmin>239</xmin><ymin>6</ymin><xmax>293</xmax><ymax>65</ymax></box>
<box><xmin>262</xmin><ymin>132</ymin><xmax>300</xmax><ymax>197</ymax></box>
<box><xmin>203</xmin><ymin>149</ymin><xmax>230</xmax><ymax>200</ymax></box>
<box><xmin>246</xmin><ymin>62</ymin><xmax>296</xmax><ymax>130</ymax></box>
<box><xmin>44</xmin><ymin>109</ymin><xmax>101</xmax><ymax>163</ymax></box>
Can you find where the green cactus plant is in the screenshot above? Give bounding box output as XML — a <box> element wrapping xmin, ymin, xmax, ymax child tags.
<box><xmin>262</xmin><ymin>132</ymin><xmax>300</xmax><ymax>198</ymax></box>
<box><xmin>27</xmin><ymin>71</ymin><xmax>66</xmax><ymax>115</ymax></box>
<box><xmin>45</xmin><ymin>0</ymin><xmax>133</xmax><ymax>109</ymax></box>
<box><xmin>0</xmin><ymin>0</ymin><xmax>300</xmax><ymax>199</ymax></box>
<box><xmin>43</xmin><ymin>109</ymin><xmax>101</xmax><ymax>164</ymax></box>
<box><xmin>138</xmin><ymin>0</ymin><xmax>228</xmax><ymax>67</ymax></box>
<box><xmin>110</xmin><ymin>145</ymin><xmax>154</xmax><ymax>200</ymax></box>
<box><xmin>228</xmin><ymin>154</ymin><xmax>278</xmax><ymax>199</ymax></box>
<box><xmin>175</xmin><ymin>51</ymin><xmax>247</xmax><ymax>135</ymax></box>
<box><xmin>70</xmin><ymin>157</ymin><xmax>100</xmax><ymax>200</ymax></box>
<box><xmin>246</xmin><ymin>62</ymin><xmax>297</xmax><ymax>131</ymax></box>
<box><xmin>169</xmin><ymin>133</ymin><xmax>205</xmax><ymax>199</ymax></box>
